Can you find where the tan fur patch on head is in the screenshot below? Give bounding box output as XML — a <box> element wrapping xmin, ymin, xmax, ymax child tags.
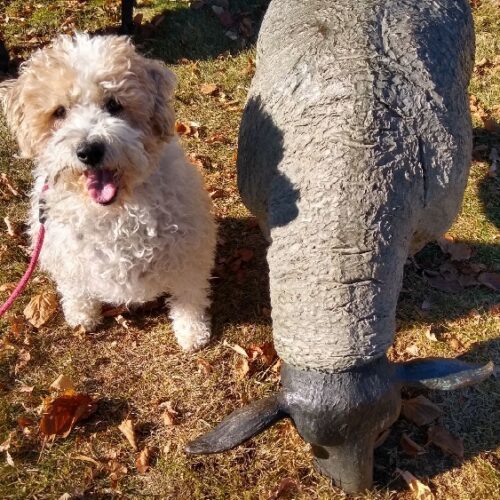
<box><xmin>2</xmin><ymin>34</ymin><xmax>177</xmax><ymax>160</ymax></box>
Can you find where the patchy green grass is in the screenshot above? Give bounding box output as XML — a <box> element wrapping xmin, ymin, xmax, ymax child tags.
<box><xmin>0</xmin><ymin>1</ymin><xmax>499</xmax><ymax>499</ymax></box>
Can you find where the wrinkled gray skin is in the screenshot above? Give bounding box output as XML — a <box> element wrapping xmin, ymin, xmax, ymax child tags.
<box><xmin>239</xmin><ymin>0</ymin><xmax>474</xmax><ymax>371</ymax></box>
<box><xmin>187</xmin><ymin>0</ymin><xmax>494</xmax><ymax>493</ymax></box>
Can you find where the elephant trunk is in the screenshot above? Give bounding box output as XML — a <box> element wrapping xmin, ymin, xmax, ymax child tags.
<box><xmin>312</xmin><ymin>441</ymin><xmax>375</xmax><ymax>494</ymax></box>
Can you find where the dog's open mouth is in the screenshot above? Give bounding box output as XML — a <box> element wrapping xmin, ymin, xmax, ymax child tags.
<box><xmin>84</xmin><ymin>169</ymin><xmax>119</xmax><ymax>205</ymax></box>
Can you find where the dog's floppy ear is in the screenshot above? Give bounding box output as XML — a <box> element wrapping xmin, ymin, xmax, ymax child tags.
<box><xmin>0</xmin><ymin>77</ymin><xmax>34</xmax><ymax>158</ymax></box>
<box><xmin>146</xmin><ymin>60</ymin><xmax>177</xmax><ymax>141</ymax></box>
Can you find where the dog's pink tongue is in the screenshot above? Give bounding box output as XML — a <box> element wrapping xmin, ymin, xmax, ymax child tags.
<box><xmin>86</xmin><ymin>170</ymin><xmax>118</xmax><ymax>205</ymax></box>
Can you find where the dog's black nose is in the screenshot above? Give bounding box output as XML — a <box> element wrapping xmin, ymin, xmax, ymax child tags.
<box><xmin>76</xmin><ymin>141</ymin><xmax>105</xmax><ymax>167</ymax></box>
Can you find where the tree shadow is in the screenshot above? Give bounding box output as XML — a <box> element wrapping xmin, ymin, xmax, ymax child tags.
<box><xmin>135</xmin><ymin>0</ymin><xmax>271</xmax><ymax>64</ymax></box>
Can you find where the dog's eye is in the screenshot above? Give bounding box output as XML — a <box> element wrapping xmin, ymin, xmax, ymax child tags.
<box><xmin>53</xmin><ymin>106</ymin><xmax>66</xmax><ymax>119</ymax></box>
<box><xmin>105</xmin><ymin>98</ymin><xmax>123</xmax><ymax>115</ymax></box>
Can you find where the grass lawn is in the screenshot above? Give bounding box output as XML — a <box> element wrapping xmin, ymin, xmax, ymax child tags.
<box><xmin>0</xmin><ymin>1</ymin><xmax>498</xmax><ymax>498</ymax></box>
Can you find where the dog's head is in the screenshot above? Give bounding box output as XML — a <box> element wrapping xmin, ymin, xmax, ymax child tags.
<box><xmin>0</xmin><ymin>33</ymin><xmax>176</xmax><ymax>205</ymax></box>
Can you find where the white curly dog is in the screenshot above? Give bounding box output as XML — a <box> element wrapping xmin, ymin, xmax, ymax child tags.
<box><xmin>0</xmin><ymin>34</ymin><xmax>216</xmax><ymax>351</ymax></box>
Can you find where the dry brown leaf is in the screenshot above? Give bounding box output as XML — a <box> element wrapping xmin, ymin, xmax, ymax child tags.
<box><xmin>224</xmin><ymin>341</ymin><xmax>249</xmax><ymax>358</ymax></box>
<box><xmin>237</xmin><ymin>247</ymin><xmax>254</xmax><ymax>262</ymax></box>
<box><xmin>477</xmin><ymin>272</ymin><xmax>500</xmax><ymax>291</ymax></box>
<box><xmin>208</xmin><ymin>188</ymin><xmax>226</xmax><ymax>200</ymax></box>
<box><xmin>0</xmin><ymin>430</ymin><xmax>15</xmax><ymax>452</ymax></box>
<box><xmin>448</xmin><ymin>337</ymin><xmax>464</xmax><ymax>352</ymax></box>
<box><xmin>50</xmin><ymin>374</ymin><xmax>75</xmax><ymax>393</ymax></box>
<box><xmin>118</xmin><ymin>418</ymin><xmax>137</xmax><ymax>450</ymax></box>
<box><xmin>71</xmin><ymin>454</ymin><xmax>101</xmax><ymax>467</ymax></box>
<box><xmin>7</xmin><ymin>314</ymin><xmax>24</xmax><ymax>337</ymax></box>
<box><xmin>235</xmin><ymin>357</ymin><xmax>252</xmax><ymax>380</ymax></box>
<box><xmin>3</xmin><ymin>216</ymin><xmax>19</xmax><ymax>238</ymax></box>
<box><xmin>400</xmin><ymin>433</ymin><xmax>427</xmax><ymax>456</ymax></box>
<box><xmin>196</xmin><ymin>358</ymin><xmax>214</xmax><ymax>375</ymax></box>
<box><xmin>102</xmin><ymin>305</ymin><xmax>128</xmax><ymax>317</ymax></box>
<box><xmin>397</xmin><ymin>469</ymin><xmax>435</xmax><ymax>500</ymax></box>
<box><xmin>0</xmin><ymin>173</ymin><xmax>20</xmax><ymax>197</ymax></box>
<box><xmin>114</xmin><ymin>314</ymin><xmax>130</xmax><ymax>329</ymax></box>
<box><xmin>175</xmin><ymin>121</ymin><xmax>190</xmax><ymax>135</ymax></box>
<box><xmin>206</xmin><ymin>133</ymin><xmax>230</xmax><ymax>144</ymax></box>
<box><xmin>247</xmin><ymin>342</ymin><xmax>278</xmax><ymax>366</ymax></box>
<box><xmin>268</xmin><ymin>477</ymin><xmax>300</xmax><ymax>500</ymax></box>
<box><xmin>424</xmin><ymin>326</ymin><xmax>439</xmax><ymax>342</ymax></box>
<box><xmin>133</xmin><ymin>12</ymin><xmax>143</xmax><ymax>25</ymax></box>
<box><xmin>6</xmin><ymin>450</ymin><xmax>14</xmax><ymax>466</ymax></box>
<box><xmin>374</xmin><ymin>428</ymin><xmax>391</xmax><ymax>448</ymax></box>
<box><xmin>404</xmin><ymin>345</ymin><xmax>419</xmax><ymax>357</ymax></box>
<box><xmin>17</xmin><ymin>384</ymin><xmax>34</xmax><ymax>393</ymax></box>
<box><xmin>40</xmin><ymin>392</ymin><xmax>97</xmax><ymax>438</ymax></box>
<box><xmin>401</xmin><ymin>395</ymin><xmax>443</xmax><ymax>426</ymax></box>
<box><xmin>482</xmin><ymin>116</ymin><xmax>500</xmax><ymax>134</ymax></box>
<box><xmin>14</xmin><ymin>349</ymin><xmax>31</xmax><ymax>375</ymax></box>
<box><xmin>0</xmin><ymin>282</ymin><xmax>16</xmax><ymax>293</ymax></box>
<box><xmin>17</xmin><ymin>416</ymin><xmax>34</xmax><ymax>430</ymax></box>
<box><xmin>175</xmin><ymin>120</ymin><xmax>201</xmax><ymax>138</ymax></box>
<box><xmin>437</xmin><ymin>234</ymin><xmax>473</xmax><ymax>261</ymax></box>
<box><xmin>427</xmin><ymin>425</ymin><xmax>464</xmax><ymax>460</ymax></box>
<box><xmin>159</xmin><ymin>400</ymin><xmax>178</xmax><ymax>427</ymax></box>
<box><xmin>200</xmin><ymin>83</ymin><xmax>219</xmax><ymax>96</ymax></box>
<box><xmin>425</xmin><ymin>274</ymin><xmax>463</xmax><ymax>293</ymax></box>
<box><xmin>162</xmin><ymin>411</ymin><xmax>175</xmax><ymax>427</ymax></box>
<box><xmin>108</xmin><ymin>459</ymin><xmax>127</xmax><ymax>489</ymax></box>
<box><xmin>135</xmin><ymin>446</ymin><xmax>153</xmax><ymax>474</ymax></box>
<box><xmin>23</xmin><ymin>291</ymin><xmax>58</xmax><ymax>328</ymax></box>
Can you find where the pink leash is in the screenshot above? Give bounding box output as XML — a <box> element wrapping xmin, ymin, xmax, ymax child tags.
<box><xmin>0</xmin><ymin>225</ymin><xmax>45</xmax><ymax>317</ymax></box>
<box><xmin>0</xmin><ymin>183</ymin><xmax>48</xmax><ymax>318</ymax></box>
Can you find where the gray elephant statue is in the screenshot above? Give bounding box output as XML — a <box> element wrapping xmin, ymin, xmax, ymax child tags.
<box><xmin>187</xmin><ymin>0</ymin><xmax>494</xmax><ymax>493</ymax></box>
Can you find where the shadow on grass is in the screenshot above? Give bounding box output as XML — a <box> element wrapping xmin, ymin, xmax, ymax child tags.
<box><xmin>210</xmin><ymin>215</ymin><xmax>271</xmax><ymax>340</ymax></box>
<box><xmin>374</xmin><ymin>336</ymin><xmax>499</xmax><ymax>491</ymax></box>
<box><xmin>398</xmin><ymin>239</ymin><xmax>499</xmax><ymax>328</ymax></box>
<box><xmin>137</xmin><ymin>0</ymin><xmax>270</xmax><ymax>63</ymax></box>
<box><xmin>474</xmin><ymin>126</ymin><xmax>500</xmax><ymax>229</ymax></box>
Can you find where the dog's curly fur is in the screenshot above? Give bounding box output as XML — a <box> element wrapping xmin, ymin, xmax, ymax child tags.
<box><xmin>0</xmin><ymin>34</ymin><xmax>217</xmax><ymax>351</ymax></box>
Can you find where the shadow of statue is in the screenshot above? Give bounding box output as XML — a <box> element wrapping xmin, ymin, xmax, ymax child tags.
<box><xmin>474</xmin><ymin>126</ymin><xmax>499</xmax><ymax>229</ymax></box>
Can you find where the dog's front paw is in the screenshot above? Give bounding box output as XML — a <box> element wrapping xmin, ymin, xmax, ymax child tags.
<box><xmin>172</xmin><ymin>317</ymin><xmax>211</xmax><ymax>352</ymax></box>
<box><xmin>62</xmin><ymin>298</ymin><xmax>102</xmax><ymax>332</ymax></box>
